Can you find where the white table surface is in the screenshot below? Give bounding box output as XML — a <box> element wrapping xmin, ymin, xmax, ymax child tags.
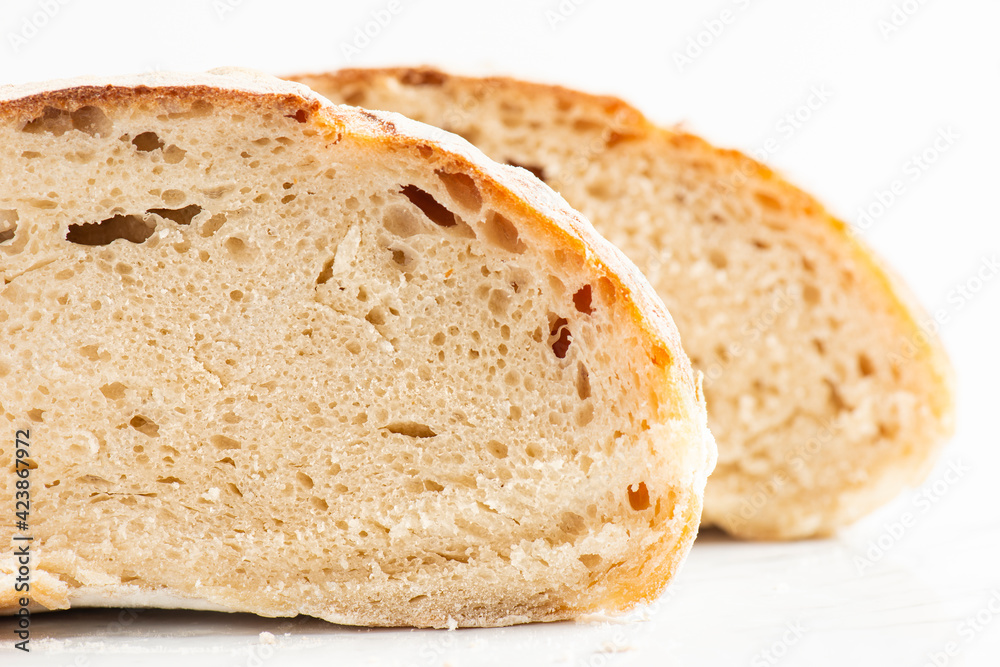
<box><xmin>2</xmin><ymin>1</ymin><xmax>998</xmax><ymax>664</ymax></box>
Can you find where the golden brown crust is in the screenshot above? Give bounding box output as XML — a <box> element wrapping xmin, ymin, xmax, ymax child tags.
<box><xmin>0</xmin><ymin>70</ymin><xmax>714</xmax><ymax>623</ymax></box>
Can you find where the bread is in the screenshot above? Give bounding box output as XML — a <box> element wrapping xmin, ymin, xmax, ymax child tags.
<box><xmin>291</xmin><ymin>67</ymin><xmax>955</xmax><ymax>540</ymax></box>
<box><xmin>0</xmin><ymin>69</ymin><xmax>715</xmax><ymax>628</ymax></box>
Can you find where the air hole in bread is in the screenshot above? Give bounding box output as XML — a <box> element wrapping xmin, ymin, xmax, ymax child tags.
<box><xmin>424</xmin><ymin>480</ymin><xmax>445</xmax><ymax>492</ymax></box>
<box><xmin>161</xmin><ymin>145</ymin><xmax>187</xmax><ymax>164</ymax></box>
<box><xmin>485</xmin><ymin>440</ymin><xmax>508</xmax><ymax>459</ymax></box>
<box><xmin>505</xmin><ymin>160</ymin><xmax>547</xmax><ymax>182</ymax></box>
<box><xmin>802</xmin><ymin>284</ymin><xmax>821</xmax><ymax>305</ymax></box>
<box><xmin>708</xmin><ymin>250</ymin><xmax>728</xmax><ymax>270</ymax></box>
<box><xmin>576</xmin><ymin>363</ymin><xmax>591</xmax><ymax>400</ymax></box>
<box><xmin>825</xmin><ymin>379</ymin><xmax>848</xmax><ymax>413</ymax></box>
<box><xmin>754</xmin><ymin>190</ymin><xmax>782</xmax><ymax>211</ymax></box>
<box><xmin>400</xmin><ymin>184</ymin><xmax>456</xmax><ymax>228</ymax></box>
<box><xmin>0</xmin><ymin>209</ymin><xmax>17</xmax><ymax>244</ymax></box>
<box><xmin>548</xmin><ymin>315</ymin><xmax>572</xmax><ymax>359</ymax></box>
<box><xmin>315</xmin><ymin>257</ymin><xmax>335</xmax><ymax>286</ymax></box>
<box><xmin>157</xmin><ymin>476</ymin><xmax>184</xmax><ymax>484</ymax></box>
<box><xmin>365</xmin><ymin>307</ymin><xmax>387</xmax><ymax>326</ymax></box>
<box><xmin>578</xmin><ymin>554</ymin><xmax>602</xmax><ymax>570</ymax></box>
<box><xmin>210</xmin><ymin>434</ymin><xmax>241</xmax><ymax>450</ymax></box>
<box><xmin>384</xmin><ymin>422</ymin><xmax>437</xmax><ymax>438</ymax></box>
<box><xmin>22</xmin><ymin>105</ymin><xmax>112</xmax><ymax>137</ymax></box>
<box><xmin>482</xmin><ymin>211</ymin><xmax>526</xmax><ymax>254</ymax></box>
<box><xmin>296</xmin><ymin>472</ymin><xmax>314</xmax><ymax>490</ymax></box>
<box><xmin>27</xmin><ymin>408</ymin><xmax>44</xmax><ymax>422</ymax></box>
<box><xmin>129</xmin><ymin>415</ymin><xmax>159</xmax><ymax>437</ymax></box>
<box><xmin>66</xmin><ymin>214</ymin><xmax>156</xmax><ymax>246</ymax></box>
<box><xmin>74</xmin><ymin>106</ymin><xmax>113</xmax><ymax>137</ymax></box>
<box><xmin>148</xmin><ymin>204</ymin><xmax>203</xmax><ymax>225</ymax></box>
<box><xmin>132</xmin><ymin>132</ymin><xmax>164</xmax><ymax>152</ymax></box>
<box><xmin>487</xmin><ymin>289</ymin><xmax>509</xmax><ymax>318</ymax></box>
<box><xmin>383</xmin><ymin>206</ymin><xmax>424</xmax><ymax>238</ymax></box>
<box><xmin>858</xmin><ymin>353</ymin><xmax>875</xmax><ymax>377</ymax></box>
<box><xmin>199</xmin><ymin>213</ymin><xmax>227</xmax><ymax>238</ymax></box>
<box><xmin>435</xmin><ymin>170</ymin><xmax>482</xmax><ymax>213</ymax></box>
<box><xmin>878</xmin><ymin>421</ymin><xmax>900</xmax><ymax>439</ymax></box>
<box><xmin>558</xmin><ymin>511</ymin><xmax>586</xmax><ymax>535</ymax></box>
<box><xmin>286</xmin><ymin>109</ymin><xmax>310</xmax><ymax>124</ymax></box>
<box><xmin>224</xmin><ymin>236</ymin><xmax>254</xmax><ymax>262</ymax></box>
<box><xmin>99</xmin><ymin>382</ymin><xmax>127</xmax><ymax>400</ymax></box>
<box><xmin>25</xmin><ymin>108</ymin><xmax>72</xmax><ymax>135</ymax></box>
<box><xmin>79</xmin><ymin>344</ymin><xmax>102</xmax><ymax>361</ymax></box>
<box><xmin>573</xmin><ymin>285</ymin><xmax>593</xmax><ymax>315</ymax></box>
<box><xmin>162</xmin><ymin>100</ymin><xmax>214</xmax><ymax>120</ymax></box>
<box><xmin>627</xmin><ymin>482</ymin><xmax>650</xmax><ymax>511</ymax></box>
<box><xmin>388</xmin><ymin>245</ymin><xmax>417</xmax><ymax>271</ymax></box>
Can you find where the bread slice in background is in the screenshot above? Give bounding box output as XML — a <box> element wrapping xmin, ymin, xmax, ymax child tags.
<box><xmin>0</xmin><ymin>69</ymin><xmax>715</xmax><ymax>627</ymax></box>
<box><xmin>292</xmin><ymin>67</ymin><xmax>955</xmax><ymax>540</ymax></box>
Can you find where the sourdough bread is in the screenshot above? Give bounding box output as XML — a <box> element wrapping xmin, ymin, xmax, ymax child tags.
<box><xmin>0</xmin><ymin>69</ymin><xmax>715</xmax><ymax>627</ymax></box>
<box><xmin>292</xmin><ymin>67</ymin><xmax>955</xmax><ymax>539</ymax></box>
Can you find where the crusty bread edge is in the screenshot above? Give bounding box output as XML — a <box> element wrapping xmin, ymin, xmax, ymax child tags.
<box><xmin>289</xmin><ymin>67</ymin><xmax>956</xmax><ymax>537</ymax></box>
<box><xmin>0</xmin><ymin>69</ymin><xmax>716</xmax><ymax>624</ymax></box>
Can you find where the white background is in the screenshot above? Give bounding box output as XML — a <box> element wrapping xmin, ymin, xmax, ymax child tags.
<box><xmin>1</xmin><ymin>0</ymin><xmax>998</xmax><ymax>665</ymax></box>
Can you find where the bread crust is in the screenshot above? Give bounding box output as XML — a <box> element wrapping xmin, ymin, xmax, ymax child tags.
<box><xmin>0</xmin><ymin>69</ymin><xmax>715</xmax><ymax>625</ymax></box>
<box><xmin>290</xmin><ymin>67</ymin><xmax>955</xmax><ymax>539</ymax></box>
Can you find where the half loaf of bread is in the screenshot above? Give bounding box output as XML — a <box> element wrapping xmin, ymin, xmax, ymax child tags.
<box><xmin>0</xmin><ymin>69</ymin><xmax>715</xmax><ymax>627</ymax></box>
<box><xmin>292</xmin><ymin>67</ymin><xmax>954</xmax><ymax>540</ymax></box>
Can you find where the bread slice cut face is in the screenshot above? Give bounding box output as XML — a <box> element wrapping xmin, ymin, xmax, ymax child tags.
<box><xmin>0</xmin><ymin>70</ymin><xmax>715</xmax><ymax>627</ymax></box>
<box><xmin>292</xmin><ymin>67</ymin><xmax>955</xmax><ymax>540</ymax></box>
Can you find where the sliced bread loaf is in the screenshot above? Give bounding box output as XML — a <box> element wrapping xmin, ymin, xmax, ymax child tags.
<box><xmin>292</xmin><ymin>67</ymin><xmax>955</xmax><ymax>540</ymax></box>
<box><xmin>0</xmin><ymin>69</ymin><xmax>714</xmax><ymax>627</ymax></box>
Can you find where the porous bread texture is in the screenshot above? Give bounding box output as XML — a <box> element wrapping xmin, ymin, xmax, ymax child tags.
<box><xmin>0</xmin><ymin>70</ymin><xmax>715</xmax><ymax>627</ymax></box>
<box><xmin>292</xmin><ymin>67</ymin><xmax>956</xmax><ymax>540</ymax></box>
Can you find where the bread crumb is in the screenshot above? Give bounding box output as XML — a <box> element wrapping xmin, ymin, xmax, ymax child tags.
<box><xmin>259</xmin><ymin>631</ymin><xmax>276</xmax><ymax>644</ymax></box>
<box><xmin>446</xmin><ymin>616</ymin><xmax>458</xmax><ymax>631</ymax></box>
